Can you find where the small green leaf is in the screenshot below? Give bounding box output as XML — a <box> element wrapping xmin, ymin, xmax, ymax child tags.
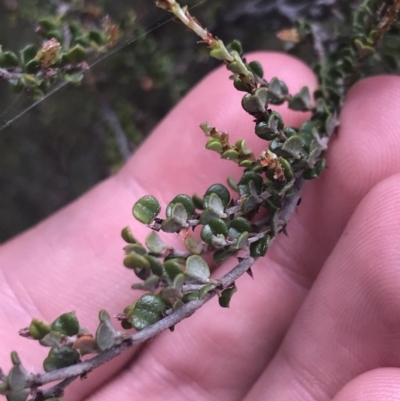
<box><xmin>241</xmin><ymin>87</ymin><xmax>268</xmax><ymax>114</ymax></box>
<box><xmin>5</xmin><ymin>389</ymin><xmax>30</xmax><ymax>401</ymax></box>
<box><xmin>38</xmin><ymin>18</ymin><xmax>57</xmax><ymax>32</ymax></box>
<box><xmin>233</xmin><ymin>231</ymin><xmax>249</xmax><ymax>250</ymax></box>
<box><xmin>39</xmin><ymin>332</ymin><xmax>63</xmax><ymax>348</ymax></box>
<box><xmin>250</xmin><ymin>235</ymin><xmax>271</xmax><ymax>257</ymax></box>
<box><xmin>227</xmin><ymin>176</ymin><xmax>239</xmax><ymax>192</ymax></box>
<box><xmin>304</xmin><ymin>158</ymin><xmax>326</xmax><ymax>179</ymax></box>
<box><xmin>354</xmin><ymin>38</ymin><xmax>375</xmax><ymax>59</ymax></box>
<box><xmin>29</xmin><ymin>319</ymin><xmax>51</xmax><ymax>340</ymax></box>
<box><xmin>204</xmin><ymin>184</ymin><xmax>231</xmax><ymax>207</ymax></box>
<box><xmin>279</xmin><ymin>157</ymin><xmax>293</xmax><ymax>181</ymax></box>
<box><xmin>24</xmin><ymin>60</ymin><xmax>40</xmax><ymax>74</ymax></box>
<box><xmin>0</xmin><ymin>51</ymin><xmax>19</xmax><ymax>68</ymax></box>
<box><xmin>124</xmin><ymin>252</ymin><xmax>150</xmax><ymax>270</ymax></box>
<box><xmin>51</xmin><ymin>312</ymin><xmax>79</xmax><ymax>336</ymax></box>
<box><xmin>132</xmin><ymin>196</ymin><xmax>161</xmax><ymax>225</ymax></box>
<box><xmin>199</xmin><ymin>284</ymin><xmax>214</xmax><ymax>299</ymax></box>
<box><xmin>132</xmin><ymin>275</ymin><xmax>160</xmax><ymax>292</ymax></box>
<box><xmin>125</xmin><ymin>243</ymin><xmax>147</xmax><ymax>255</ymax></box>
<box><xmin>228</xmin><ymin>217</ymin><xmax>251</xmax><ymax>239</ymax></box>
<box><xmin>164</xmin><ymin>259</ymin><xmax>184</xmax><ymax>283</ymax></box>
<box><xmin>185</xmin><ymin>236</ymin><xmax>203</xmax><ymax>255</ymax></box>
<box><xmin>281</xmin><ymin>136</ymin><xmax>307</xmax><ymax>159</ymax></box>
<box><xmin>172</xmin><ymin>273</ymin><xmax>185</xmax><ymax>295</ymax></box>
<box><xmin>221</xmin><ymin>149</ymin><xmax>239</xmax><ymax>161</ymax></box>
<box><xmin>219</xmin><ymin>284</ymin><xmax>237</xmax><ymax>308</ymax></box>
<box><xmin>238</xmin><ymin>171</ymin><xmax>263</xmax><ymax>196</ymax></box>
<box><xmin>288</xmin><ymin>86</ymin><xmax>311</xmax><ymax>111</ymax></box>
<box><xmin>207</xmin><ymin>193</ymin><xmax>225</xmax><ymax>215</ymax></box>
<box><xmin>20</xmin><ymin>45</ymin><xmax>38</xmax><ymax>65</ymax></box>
<box><xmin>233</xmin><ymin>76</ymin><xmax>250</xmax><ymax>92</ymax></box>
<box><xmin>267</xmin><ymin>77</ymin><xmax>288</xmax><ymax>105</ymax></box>
<box><xmin>88</xmin><ymin>30</ymin><xmax>104</xmax><ymax>45</ymax></box>
<box><xmin>166</xmin><ymin>195</ymin><xmax>196</xmax><ymax>218</ymax></box>
<box><xmin>161</xmin><ymin>216</ymin><xmax>184</xmax><ymax>233</ymax></box>
<box><xmin>206</xmin><ymin>138</ymin><xmax>223</xmax><ymax>153</ymax></box>
<box><xmin>0</xmin><ymin>382</ymin><xmax>8</xmax><ymax>396</ymax></box>
<box><xmin>185</xmin><ymin>255</ymin><xmax>210</xmax><ymax>283</ymax></box>
<box><xmin>96</xmin><ymin>310</ymin><xmax>117</xmax><ymax>351</ymax></box>
<box><xmin>248</xmin><ymin>61</ymin><xmax>264</xmax><ymax>78</ymax></box>
<box><xmin>145</xmin><ymin>232</ymin><xmax>165</xmax><ymax>253</ymax></box>
<box><xmin>64</xmin><ymin>72</ymin><xmax>84</xmax><ymax>84</ymax></box>
<box><xmin>43</xmin><ymin>347</ymin><xmax>80</xmax><ymax>372</ymax></box>
<box><xmin>192</xmin><ymin>194</ymin><xmax>204</xmax><ymax>210</ymax></box>
<box><xmin>128</xmin><ymin>295</ymin><xmax>166</xmax><ymax>331</ymax></box>
<box><xmin>241</xmin><ymin>194</ymin><xmax>260</xmax><ymax>214</ymax></box>
<box><xmin>121</xmin><ymin>226</ymin><xmax>139</xmax><ymax>244</ymax></box>
<box><xmin>8</xmin><ymin>354</ymin><xmax>29</xmax><ymax>392</ymax></box>
<box><xmin>227</xmin><ymin>39</ymin><xmax>243</xmax><ymax>55</ymax></box>
<box><xmin>65</xmin><ymin>44</ymin><xmax>87</xmax><ymax>63</ymax></box>
<box><xmin>144</xmin><ymin>255</ymin><xmax>164</xmax><ymax>276</ymax></box>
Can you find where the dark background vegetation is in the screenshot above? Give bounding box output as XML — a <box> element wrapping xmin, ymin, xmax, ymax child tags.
<box><xmin>0</xmin><ymin>0</ymin><xmax>346</xmax><ymax>242</ymax></box>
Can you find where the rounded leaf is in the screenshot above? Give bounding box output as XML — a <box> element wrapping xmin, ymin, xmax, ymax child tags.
<box><xmin>121</xmin><ymin>226</ymin><xmax>138</xmax><ymax>244</ymax></box>
<box><xmin>8</xmin><ymin>362</ymin><xmax>29</xmax><ymax>392</ymax></box>
<box><xmin>250</xmin><ymin>235</ymin><xmax>271</xmax><ymax>257</ymax></box>
<box><xmin>51</xmin><ymin>312</ymin><xmax>79</xmax><ymax>336</ymax></box>
<box><xmin>205</xmin><ymin>193</ymin><xmax>225</xmax><ymax>216</ymax></box>
<box><xmin>221</xmin><ymin>149</ymin><xmax>239</xmax><ymax>161</ymax></box>
<box><xmin>164</xmin><ymin>259</ymin><xmax>184</xmax><ymax>283</ymax></box>
<box><xmin>248</xmin><ymin>61</ymin><xmax>264</xmax><ymax>78</ymax></box>
<box><xmin>241</xmin><ymin>88</ymin><xmax>268</xmax><ymax>114</ymax></box>
<box><xmin>219</xmin><ymin>284</ymin><xmax>237</xmax><ymax>308</ymax></box>
<box><xmin>185</xmin><ymin>236</ymin><xmax>203</xmax><ymax>255</ymax></box>
<box><xmin>96</xmin><ymin>311</ymin><xmax>117</xmax><ymax>351</ymax></box>
<box><xmin>288</xmin><ymin>86</ymin><xmax>311</xmax><ymax>111</ymax></box>
<box><xmin>132</xmin><ymin>196</ymin><xmax>161</xmax><ymax>225</ymax></box>
<box><xmin>206</xmin><ymin>138</ymin><xmax>223</xmax><ymax>153</ymax></box>
<box><xmin>166</xmin><ymin>195</ymin><xmax>196</xmax><ymax>218</ymax></box>
<box><xmin>161</xmin><ymin>216</ymin><xmax>184</xmax><ymax>233</ymax></box>
<box><xmin>192</xmin><ymin>194</ymin><xmax>204</xmax><ymax>210</ymax></box>
<box><xmin>227</xmin><ymin>39</ymin><xmax>243</xmax><ymax>55</ymax></box>
<box><xmin>43</xmin><ymin>347</ymin><xmax>80</xmax><ymax>372</ymax></box>
<box><xmin>228</xmin><ymin>217</ymin><xmax>251</xmax><ymax>239</ymax></box>
<box><xmin>204</xmin><ymin>184</ymin><xmax>231</xmax><ymax>207</ymax></box>
<box><xmin>185</xmin><ymin>255</ymin><xmax>211</xmax><ymax>283</ymax></box>
<box><xmin>144</xmin><ymin>255</ymin><xmax>164</xmax><ymax>276</ymax></box>
<box><xmin>123</xmin><ymin>252</ymin><xmax>150</xmax><ymax>270</ymax></box>
<box><xmin>29</xmin><ymin>319</ymin><xmax>51</xmax><ymax>340</ymax></box>
<box><xmin>281</xmin><ymin>136</ymin><xmax>307</xmax><ymax>159</ymax></box>
<box><xmin>128</xmin><ymin>294</ymin><xmax>166</xmax><ymax>331</ymax></box>
<box><xmin>279</xmin><ymin>157</ymin><xmax>293</xmax><ymax>181</ymax></box>
<box><xmin>238</xmin><ymin>171</ymin><xmax>263</xmax><ymax>196</ymax></box>
<box><xmin>145</xmin><ymin>232</ymin><xmax>165</xmax><ymax>253</ymax></box>
<box><xmin>65</xmin><ymin>44</ymin><xmax>87</xmax><ymax>63</ymax></box>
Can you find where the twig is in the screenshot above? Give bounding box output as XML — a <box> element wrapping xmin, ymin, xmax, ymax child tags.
<box><xmin>100</xmin><ymin>98</ymin><xmax>132</xmax><ymax>162</ymax></box>
<box><xmin>0</xmin><ymin>68</ymin><xmax>23</xmax><ymax>81</ymax></box>
<box><xmin>28</xmin><ymin>256</ymin><xmax>256</xmax><ymax>390</ymax></box>
<box><xmin>30</xmin><ymin>376</ymin><xmax>78</xmax><ymax>401</ymax></box>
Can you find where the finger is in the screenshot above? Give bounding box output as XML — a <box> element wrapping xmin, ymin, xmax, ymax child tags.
<box><xmin>332</xmin><ymin>369</ymin><xmax>400</xmax><ymax>401</ymax></box>
<box><xmin>0</xmin><ymin>51</ymin><xmax>315</xmax><ymax>400</ymax></box>
<box><xmin>245</xmin><ymin>174</ymin><xmax>400</xmax><ymax>400</ymax></box>
<box><xmin>86</xmin><ymin>76</ymin><xmax>400</xmax><ymax>401</ymax></box>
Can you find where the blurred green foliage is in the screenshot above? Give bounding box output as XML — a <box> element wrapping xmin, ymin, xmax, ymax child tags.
<box><xmin>0</xmin><ymin>0</ymin><xmax>373</xmax><ymax>242</ymax></box>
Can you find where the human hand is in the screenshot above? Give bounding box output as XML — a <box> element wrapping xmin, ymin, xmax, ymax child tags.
<box><xmin>1</xmin><ymin>52</ymin><xmax>400</xmax><ymax>401</ymax></box>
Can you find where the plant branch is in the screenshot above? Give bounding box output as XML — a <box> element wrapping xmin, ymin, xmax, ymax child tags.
<box><xmin>28</xmin><ymin>256</ymin><xmax>255</xmax><ymax>391</ymax></box>
<box><xmin>0</xmin><ymin>68</ymin><xmax>23</xmax><ymax>81</ymax></box>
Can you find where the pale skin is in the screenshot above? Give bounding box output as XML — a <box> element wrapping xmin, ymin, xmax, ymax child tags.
<box><xmin>1</xmin><ymin>52</ymin><xmax>400</xmax><ymax>401</ymax></box>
